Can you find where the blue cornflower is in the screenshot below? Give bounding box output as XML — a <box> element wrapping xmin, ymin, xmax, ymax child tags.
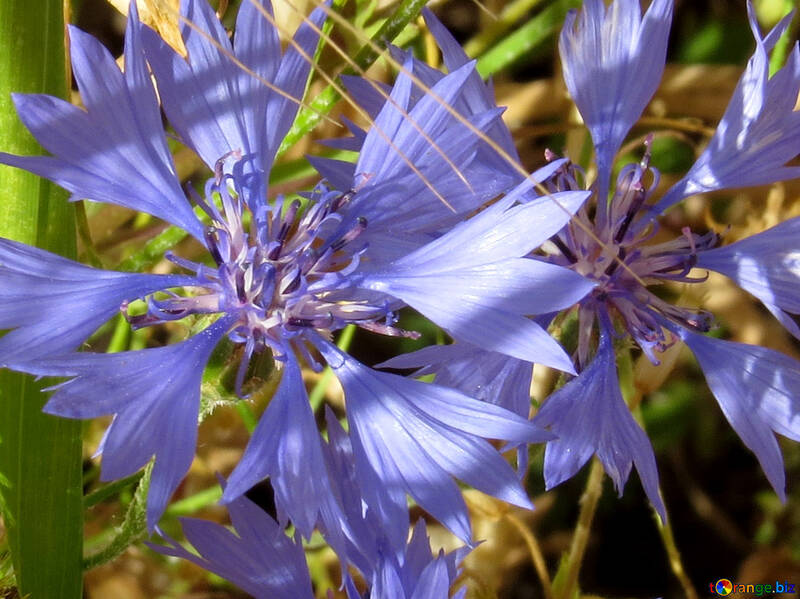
<box><xmin>532</xmin><ymin>0</ymin><xmax>800</xmax><ymax>513</ymax></box>
<box><xmin>0</xmin><ymin>0</ymin><xmax>330</xmax><ymax>531</ymax></box>
<box><xmin>0</xmin><ymin>0</ymin><xmax>592</xmax><ymax>541</ymax></box>
<box><xmin>388</xmin><ymin>0</ymin><xmax>800</xmax><ymax>516</ymax></box>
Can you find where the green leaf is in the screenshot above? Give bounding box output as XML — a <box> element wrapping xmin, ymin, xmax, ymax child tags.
<box><xmin>0</xmin><ymin>0</ymin><xmax>83</xmax><ymax>596</ymax></box>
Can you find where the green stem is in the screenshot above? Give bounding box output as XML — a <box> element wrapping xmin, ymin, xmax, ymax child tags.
<box><xmin>83</xmin><ymin>465</ymin><xmax>151</xmax><ymax>571</ymax></box>
<box><xmin>83</xmin><ymin>475</ymin><xmax>223</xmax><ymax>569</ymax></box>
<box><xmin>506</xmin><ymin>513</ymin><xmax>554</xmax><ymax>599</ymax></box>
<box><xmin>115</xmin><ymin>223</ymin><xmax>193</xmax><ymax>272</ymax></box>
<box><xmin>75</xmin><ymin>200</ymin><xmax>103</xmax><ymax>268</ymax></box>
<box><xmin>556</xmin><ymin>459</ymin><xmax>604</xmax><ymax>599</ymax></box>
<box><xmin>0</xmin><ymin>0</ymin><xmax>83</xmax><ymax>596</ymax></box>
<box><xmin>164</xmin><ymin>484</ymin><xmax>223</xmax><ymax>517</ymax></box>
<box><xmin>656</xmin><ymin>501</ymin><xmax>698</xmax><ymax>599</ymax></box>
<box><xmin>236</xmin><ymin>402</ymin><xmax>259</xmax><ymax>434</ymax></box>
<box><xmin>84</xmin><ymin>472</ymin><xmax>145</xmax><ymax>510</ymax></box>
<box><xmin>107</xmin><ymin>313</ymin><xmax>132</xmax><ymax>354</ymax></box>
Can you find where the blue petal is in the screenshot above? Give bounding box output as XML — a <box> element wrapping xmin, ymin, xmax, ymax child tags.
<box><xmin>681</xmin><ymin>330</ymin><xmax>800</xmax><ymax>501</ymax></box>
<box><xmin>149</xmin><ymin>493</ymin><xmax>314</xmax><ymax>599</ymax></box>
<box><xmin>365</xmin><ymin>524</ymin><xmax>461</xmax><ymax>599</ymax></box>
<box><xmin>408</xmin><ymin>558</ymin><xmax>452</xmax><ymax>599</ymax></box>
<box><xmin>143</xmin><ymin>0</ymin><xmax>325</xmax><ymax>174</ymax></box>
<box><xmin>655</xmin><ymin>7</ymin><xmax>800</xmax><ymax>213</ymax></box>
<box><xmin>379</xmin><ymin>343</ymin><xmax>532</xmax><ymax>418</ymax></box>
<box><xmin>0</xmin><ymin>237</ymin><xmax>196</xmax><ymax>367</ymax></box>
<box><xmin>39</xmin><ymin>318</ymin><xmax>231</xmax><ymax>529</ymax></box>
<box><xmin>306</xmin><ymin>154</ymin><xmax>356</xmax><ymax>191</ymax></box>
<box><xmin>533</xmin><ymin>331</ymin><xmax>664</xmax><ymax>518</ymax></box>
<box><xmin>355</xmin><ymin>194</ymin><xmax>593</xmax><ymax>371</ymax></box>
<box><xmin>0</xmin><ymin>18</ymin><xmax>203</xmax><ymax>240</ymax></box>
<box><xmin>389</xmin><ymin>189</ymin><xmax>590</xmax><ymax>270</ymax></box>
<box><xmin>370</xmin><ymin>556</ymin><xmax>407</xmax><ymax>599</ymax></box>
<box><xmin>402</xmin><ymin>520</ymin><xmax>436</xmax><ymax>583</ymax></box>
<box><xmin>345</xmin><ymin>61</ymin><xmax>519</xmax><ymax>238</ymax></box>
<box><xmin>356</xmin><ymin>60</ymin><xmax>475</xmax><ymax>184</ymax></box>
<box><xmin>263</xmin><ymin>3</ymin><xmax>328</xmax><ymax>163</ymax></box>
<box><xmin>361</xmin><ymin>271</ymin><xmax>576</xmax><ymax>371</ymax></box>
<box><xmin>223</xmin><ymin>357</ymin><xmax>345</xmax><ymax>551</ymax></box>
<box><xmin>341</xmin><ymin>74</ymin><xmax>393</xmax><ymax>120</ymax></box>
<box><xmin>697</xmin><ymin>216</ymin><xmax>800</xmax><ymax>339</ymax></box>
<box><xmin>123</xmin><ymin>1</ymin><xmax>177</xmax><ymax>172</ymax></box>
<box><xmin>142</xmin><ymin>0</ymin><xmax>248</xmax><ymax>169</ymax></box>
<box><xmin>321</xmin><ymin>409</ymin><xmax>405</xmax><ymax>576</ymax></box>
<box><xmin>316</xmin><ymin>339</ymin><xmax>549</xmax><ymax>543</ymax></box>
<box><xmin>233</xmin><ymin>0</ymin><xmax>281</xmax><ymax>164</ymax></box>
<box><xmin>379</xmin><ymin>344</ymin><xmax>534</xmax><ymax>476</ymax></box>
<box><xmin>421</xmin><ymin>7</ymin><xmax>520</xmax><ymax>170</ymax></box>
<box><xmin>559</xmin><ymin>0</ymin><xmax>672</xmax><ymax>197</ymax></box>
<box><xmin>345</xmin><ymin>13</ymin><xmax>521</xmax><ymax>191</ymax></box>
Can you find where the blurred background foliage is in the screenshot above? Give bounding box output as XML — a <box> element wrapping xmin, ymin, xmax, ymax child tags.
<box><xmin>2</xmin><ymin>0</ymin><xmax>799</xmax><ymax>597</ymax></box>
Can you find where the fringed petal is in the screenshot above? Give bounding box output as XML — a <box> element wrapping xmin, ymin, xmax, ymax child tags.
<box><xmin>222</xmin><ymin>356</ymin><xmax>345</xmax><ymax>556</ymax></box>
<box><xmin>0</xmin><ymin>237</ymin><xmax>197</xmax><ymax>367</ymax></box>
<box><xmin>38</xmin><ymin>318</ymin><xmax>231</xmax><ymax>529</ymax></box>
<box><xmin>355</xmin><ymin>193</ymin><xmax>593</xmax><ymax>372</ymax></box>
<box><xmin>148</xmin><ymin>491</ymin><xmax>314</xmax><ymax>599</ymax></box>
<box><xmin>316</xmin><ymin>338</ymin><xmax>549</xmax><ymax>544</ymax></box>
<box><xmin>534</xmin><ymin>330</ymin><xmax>665</xmax><ymax>518</ymax></box>
<box><xmin>0</xmin><ymin>7</ymin><xmax>203</xmax><ymax>240</ymax></box>
<box><xmin>697</xmin><ymin>216</ymin><xmax>800</xmax><ymax>339</ymax></box>
<box><xmin>559</xmin><ymin>0</ymin><xmax>672</xmax><ymax>200</ymax></box>
<box><xmin>656</xmin><ymin>6</ymin><xmax>800</xmax><ymax>212</ymax></box>
<box><xmin>682</xmin><ymin>330</ymin><xmax>800</xmax><ymax>501</ymax></box>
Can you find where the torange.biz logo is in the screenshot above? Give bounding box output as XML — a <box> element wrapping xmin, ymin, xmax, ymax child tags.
<box><xmin>709</xmin><ymin>578</ymin><xmax>796</xmax><ymax>596</ymax></box>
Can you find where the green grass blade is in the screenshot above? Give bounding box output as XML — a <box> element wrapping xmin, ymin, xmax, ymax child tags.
<box><xmin>0</xmin><ymin>0</ymin><xmax>83</xmax><ymax>597</ymax></box>
<box><xmin>476</xmin><ymin>0</ymin><xmax>581</xmax><ymax>78</ymax></box>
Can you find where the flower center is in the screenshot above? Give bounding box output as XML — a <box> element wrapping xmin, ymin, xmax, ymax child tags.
<box><xmin>543</xmin><ymin>140</ymin><xmax>720</xmax><ymax>363</ymax></box>
<box><xmin>124</xmin><ymin>158</ymin><xmax>417</xmax><ymax>388</ymax></box>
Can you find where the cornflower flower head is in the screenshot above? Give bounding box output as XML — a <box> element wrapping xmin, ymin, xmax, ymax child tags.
<box><xmin>532</xmin><ymin>0</ymin><xmax>800</xmax><ymax>515</ymax></box>
<box><xmin>0</xmin><ymin>0</ymin><xmax>594</xmax><ymax>543</ymax></box>
<box><xmin>387</xmin><ymin>0</ymin><xmax>800</xmax><ymax>518</ymax></box>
